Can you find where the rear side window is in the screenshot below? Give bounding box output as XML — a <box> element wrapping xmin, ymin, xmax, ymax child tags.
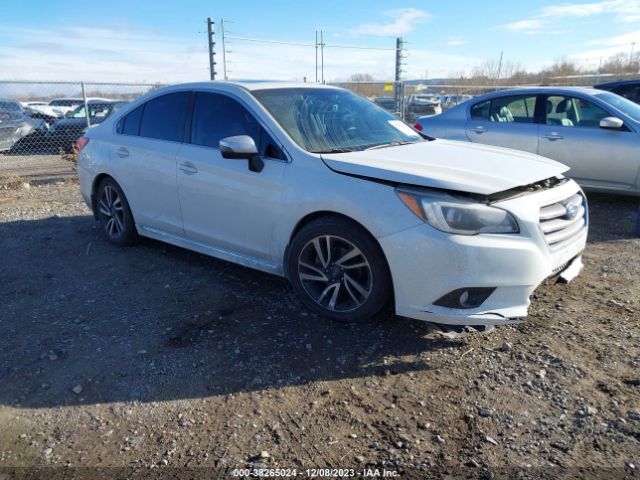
<box><xmin>470</xmin><ymin>100</ymin><xmax>491</xmax><ymax>120</ymax></box>
<box><xmin>121</xmin><ymin>105</ymin><xmax>143</xmax><ymax>135</ymax></box>
<box><xmin>191</xmin><ymin>92</ymin><xmax>285</xmax><ymax>159</ymax></box>
<box><xmin>489</xmin><ymin>95</ymin><xmax>536</xmax><ymax>123</ymax></box>
<box><xmin>139</xmin><ymin>92</ymin><xmax>190</xmax><ymax>142</ymax></box>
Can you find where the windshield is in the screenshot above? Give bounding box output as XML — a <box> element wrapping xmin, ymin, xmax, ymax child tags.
<box><xmin>49</xmin><ymin>99</ymin><xmax>81</xmax><ymax>107</ymax></box>
<box><xmin>594</xmin><ymin>91</ymin><xmax>640</xmax><ymax>122</ymax></box>
<box><xmin>252</xmin><ymin>88</ymin><xmax>422</xmax><ymax>153</ymax></box>
<box><xmin>68</xmin><ymin>103</ymin><xmax>114</xmax><ymax>119</ymax></box>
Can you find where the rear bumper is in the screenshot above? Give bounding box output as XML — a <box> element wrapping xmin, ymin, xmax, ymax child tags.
<box><xmin>379</xmin><ymin>180</ymin><xmax>588</xmax><ymax>326</ymax></box>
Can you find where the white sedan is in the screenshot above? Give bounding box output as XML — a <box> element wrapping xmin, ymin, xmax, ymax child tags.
<box><xmin>77</xmin><ymin>82</ymin><xmax>587</xmax><ymax>326</ymax></box>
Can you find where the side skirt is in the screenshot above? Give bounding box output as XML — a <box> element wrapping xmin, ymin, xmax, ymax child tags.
<box><xmin>138</xmin><ymin>225</ymin><xmax>284</xmax><ymax>277</ymax></box>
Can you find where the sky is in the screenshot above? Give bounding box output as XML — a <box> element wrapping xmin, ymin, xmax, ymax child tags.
<box><xmin>2</xmin><ymin>0</ymin><xmax>640</xmax><ymax>83</ymax></box>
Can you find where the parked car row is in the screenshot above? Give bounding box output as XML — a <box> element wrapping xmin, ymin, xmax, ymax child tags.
<box><xmin>1</xmin><ymin>97</ymin><xmax>127</xmax><ymax>153</ymax></box>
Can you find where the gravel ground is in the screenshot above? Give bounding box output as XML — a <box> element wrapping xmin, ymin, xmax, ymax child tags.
<box><xmin>0</xmin><ymin>179</ymin><xmax>639</xmax><ymax>480</ymax></box>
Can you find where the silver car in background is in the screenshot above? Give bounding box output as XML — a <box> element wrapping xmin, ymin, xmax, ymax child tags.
<box><xmin>415</xmin><ymin>87</ymin><xmax>640</xmax><ymax>196</ymax></box>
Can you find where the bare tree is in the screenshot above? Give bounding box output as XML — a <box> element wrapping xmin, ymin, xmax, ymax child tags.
<box><xmin>350</xmin><ymin>73</ymin><xmax>375</xmax><ymax>82</ymax></box>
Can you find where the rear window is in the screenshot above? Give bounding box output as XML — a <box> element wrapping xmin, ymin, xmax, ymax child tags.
<box><xmin>121</xmin><ymin>105</ymin><xmax>144</xmax><ymax>136</ymax></box>
<box><xmin>470</xmin><ymin>100</ymin><xmax>491</xmax><ymax>120</ymax></box>
<box><xmin>138</xmin><ymin>92</ymin><xmax>190</xmax><ymax>142</ymax></box>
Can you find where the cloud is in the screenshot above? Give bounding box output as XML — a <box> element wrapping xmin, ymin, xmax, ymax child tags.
<box><xmin>0</xmin><ymin>22</ymin><xmax>484</xmax><ymax>86</ymax></box>
<box><xmin>500</xmin><ymin>0</ymin><xmax>640</xmax><ymax>34</ymax></box>
<box><xmin>447</xmin><ymin>38</ymin><xmax>466</xmax><ymax>46</ymax></box>
<box><xmin>570</xmin><ymin>29</ymin><xmax>640</xmax><ymax>64</ymax></box>
<box><xmin>348</xmin><ymin>8</ymin><xmax>430</xmax><ymax>37</ymax></box>
<box><xmin>502</xmin><ymin>19</ymin><xmax>546</xmax><ymax>34</ymax></box>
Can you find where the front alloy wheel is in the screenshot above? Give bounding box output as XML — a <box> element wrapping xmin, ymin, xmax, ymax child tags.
<box><xmin>298</xmin><ymin>235</ymin><xmax>372</xmax><ymax>312</ymax></box>
<box><xmin>288</xmin><ymin>217</ymin><xmax>391</xmax><ymax>323</ymax></box>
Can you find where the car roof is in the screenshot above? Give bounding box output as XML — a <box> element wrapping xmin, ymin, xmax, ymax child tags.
<box><xmin>150</xmin><ymin>81</ymin><xmax>345</xmax><ymax>93</ymax></box>
<box><xmin>469</xmin><ymin>86</ymin><xmax>606</xmax><ymax>102</ymax></box>
<box><xmin>594</xmin><ymin>79</ymin><xmax>640</xmax><ymax>89</ymax></box>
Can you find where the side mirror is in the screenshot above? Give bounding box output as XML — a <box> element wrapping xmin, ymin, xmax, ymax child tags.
<box><xmin>219</xmin><ymin>135</ymin><xmax>263</xmax><ymax>172</ymax></box>
<box><xmin>600</xmin><ymin>116</ymin><xmax>624</xmax><ymax>130</ymax></box>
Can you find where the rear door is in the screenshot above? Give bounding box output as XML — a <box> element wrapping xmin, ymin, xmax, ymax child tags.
<box><xmin>464</xmin><ymin>94</ymin><xmax>539</xmax><ymax>153</ymax></box>
<box><xmin>538</xmin><ymin>94</ymin><xmax>640</xmax><ymax>189</ymax></box>
<box><xmin>110</xmin><ymin>91</ymin><xmax>190</xmax><ymax>235</ymax></box>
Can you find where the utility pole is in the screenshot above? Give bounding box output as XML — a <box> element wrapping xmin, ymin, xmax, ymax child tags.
<box><xmin>630</xmin><ymin>42</ymin><xmax>636</xmax><ymax>67</ymax></box>
<box><xmin>221</xmin><ymin>19</ymin><xmax>227</xmax><ymax>80</ymax></box>
<box><xmin>207</xmin><ymin>17</ymin><xmax>216</xmax><ymax>80</ymax></box>
<box><xmin>320</xmin><ymin>30</ymin><xmax>325</xmax><ymax>83</ymax></box>
<box><xmin>495</xmin><ymin>50</ymin><xmax>504</xmax><ymax>90</ymax></box>
<box><xmin>315</xmin><ymin>30</ymin><xmax>318</xmax><ymax>83</ymax></box>
<box><xmin>395</xmin><ymin>37</ymin><xmax>405</xmax><ymax>118</ymax></box>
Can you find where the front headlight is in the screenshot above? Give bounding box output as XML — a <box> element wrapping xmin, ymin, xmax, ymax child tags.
<box><xmin>397</xmin><ymin>189</ymin><xmax>519</xmax><ymax>235</ymax></box>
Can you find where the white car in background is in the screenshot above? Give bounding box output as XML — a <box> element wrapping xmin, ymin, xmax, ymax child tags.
<box><xmin>77</xmin><ymin>82</ymin><xmax>587</xmax><ymax>327</ymax></box>
<box><xmin>28</xmin><ymin>97</ymin><xmax>110</xmax><ymax>119</ymax></box>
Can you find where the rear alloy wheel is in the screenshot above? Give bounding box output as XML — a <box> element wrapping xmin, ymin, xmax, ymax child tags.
<box><xmin>288</xmin><ymin>218</ymin><xmax>391</xmax><ymax>323</ymax></box>
<box><xmin>96</xmin><ymin>178</ymin><xmax>138</xmax><ymax>246</ymax></box>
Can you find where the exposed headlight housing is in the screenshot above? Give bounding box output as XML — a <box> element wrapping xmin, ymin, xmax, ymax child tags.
<box><xmin>397</xmin><ymin>189</ymin><xmax>519</xmax><ymax>235</ymax></box>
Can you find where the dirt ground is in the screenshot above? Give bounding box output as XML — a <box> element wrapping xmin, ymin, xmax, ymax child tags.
<box><xmin>0</xmin><ymin>168</ymin><xmax>639</xmax><ymax>479</ymax></box>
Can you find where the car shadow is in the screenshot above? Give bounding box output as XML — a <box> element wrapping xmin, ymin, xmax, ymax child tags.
<box><xmin>0</xmin><ymin>214</ymin><xmax>456</xmax><ymax>409</ymax></box>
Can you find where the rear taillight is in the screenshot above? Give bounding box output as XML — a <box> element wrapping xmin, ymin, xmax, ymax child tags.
<box><xmin>75</xmin><ymin>136</ymin><xmax>90</xmax><ymax>153</ymax></box>
<box><xmin>413</xmin><ymin>123</ymin><xmax>423</xmax><ymax>131</ymax></box>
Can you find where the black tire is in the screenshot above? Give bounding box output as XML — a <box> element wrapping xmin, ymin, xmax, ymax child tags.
<box><xmin>287</xmin><ymin>216</ymin><xmax>392</xmax><ymax>323</ymax></box>
<box><xmin>96</xmin><ymin>177</ymin><xmax>139</xmax><ymax>246</ymax></box>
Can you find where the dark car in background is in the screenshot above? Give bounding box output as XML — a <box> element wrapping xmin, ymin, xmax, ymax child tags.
<box><xmin>0</xmin><ymin>99</ymin><xmax>47</xmax><ymax>152</ymax></box>
<box><xmin>48</xmin><ymin>100</ymin><xmax>128</xmax><ymax>151</ymax></box>
<box><xmin>372</xmin><ymin>96</ymin><xmax>397</xmax><ymax>113</ymax></box>
<box><xmin>595</xmin><ymin>79</ymin><xmax>640</xmax><ymax>104</ymax></box>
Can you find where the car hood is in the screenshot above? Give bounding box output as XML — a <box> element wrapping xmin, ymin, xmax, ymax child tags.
<box><xmin>321</xmin><ymin>139</ymin><xmax>569</xmax><ymax>195</ymax></box>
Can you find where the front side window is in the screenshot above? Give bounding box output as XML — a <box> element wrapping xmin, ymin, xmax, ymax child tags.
<box><xmin>139</xmin><ymin>92</ymin><xmax>190</xmax><ymax>142</ymax></box>
<box><xmin>545</xmin><ymin>95</ymin><xmax>610</xmax><ymax>128</ymax></box>
<box><xmin>190</xmin><ymin>92</ymin><xmax>285</xmax><ymax>159</ymax></box>
<box><xmin>251</xmin><ymin>88</ymin><xmax>422</xmax><ymax>153</ymax></box>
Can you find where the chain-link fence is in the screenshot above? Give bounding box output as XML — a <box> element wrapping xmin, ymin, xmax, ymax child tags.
<box><xmin>0</xmin><ymin>81</ymin><xmax>162</xmax><ymax>183</ymax></box>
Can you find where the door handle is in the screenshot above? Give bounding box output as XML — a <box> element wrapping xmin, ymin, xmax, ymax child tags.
<box><xmin>179</xmin><ymin>162</ymin><xmax>198</xmax><ymax>175</ymax></box>
<box><xmin>543</xmin><ymin>132</ymin><xmax>563</xmax><ymax>141</ymax></box>
<box><xmin>472</xmin><ymin>126</ymin><xmax>487</xmax><ymax>134</ymax></box>
<box><xmin>116</xmin><ymin>147</ymin><xmax>129</xmax><ymax>158</ymax></box>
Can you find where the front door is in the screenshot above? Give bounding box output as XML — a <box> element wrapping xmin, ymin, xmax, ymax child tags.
<box><xmin>177</xmin><ymin>92</ymin><xmax>288</xmax><ymax>262</ymax></box>
<box><xmin>538</xmin><ymin>94</ymin><xmax>640</xmax><ymax>190</ymax></box>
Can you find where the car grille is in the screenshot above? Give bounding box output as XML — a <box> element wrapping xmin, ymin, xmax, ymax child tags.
<box><xmin>539</xmin><ymin>193</ymin><xmax>586</xmax><ymax>247</ymax></box>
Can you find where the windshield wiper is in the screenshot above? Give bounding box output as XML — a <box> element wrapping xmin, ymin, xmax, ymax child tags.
<box><xmin>364</xmin><ymin>141</ymin><xmax>417</xmax><ymax>151</ymax></box>
<box><xmin>311</xmin><ymin>148</ymin><xmax>357</xmax><ymax>154</ymax></box>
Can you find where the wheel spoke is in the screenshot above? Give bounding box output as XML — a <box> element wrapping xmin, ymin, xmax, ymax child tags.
<box><xmin>113</xmin><ymin>214</ymin><xmax>123</xmax><ymax>234</ymax></box>
<box><xmin>300</xmin><ymin>272</ymin><xmax>328</xmax><ymax>282</ymax></box>
<box><xmin>312</xmin><ymin>237</ymin><xmax>330</xmax><ymax>268</ymax></box>
<box><xmin>344</xmin><ymin>273</ymin><xmax>368</xmax><ymax>297</ymax></box>
<box><xmin>328</xmin><ymin>283</ymin><xmax>341</xmax><ymax>309</ymax></box>
<box><xmin>113</xmin><ymin>197</ymin><xmax>123</xmax><ymax>211</ymax></box>
<box><xmin>343</xmin><ymin>277</ymin><xmax>360</xmax><ymax>304</ymax></box>
<box><xmin>335</xmin><ymin>246</ymin><xmax>362</xmax><ymax>267</ymax></box>
<box><xmin>99</xmin><ymin>200</ymin><xmax>111</xmax><ymax>217</ymax></box>
<box><xmin>317</xmin><ymin>282</ymin><xmax>339</xmax><ymax>306</ymax></box>
<box><xmin>106</xmin><ymin>218</ymin><xmax>115</xmax><ymax>235</ymax></box>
